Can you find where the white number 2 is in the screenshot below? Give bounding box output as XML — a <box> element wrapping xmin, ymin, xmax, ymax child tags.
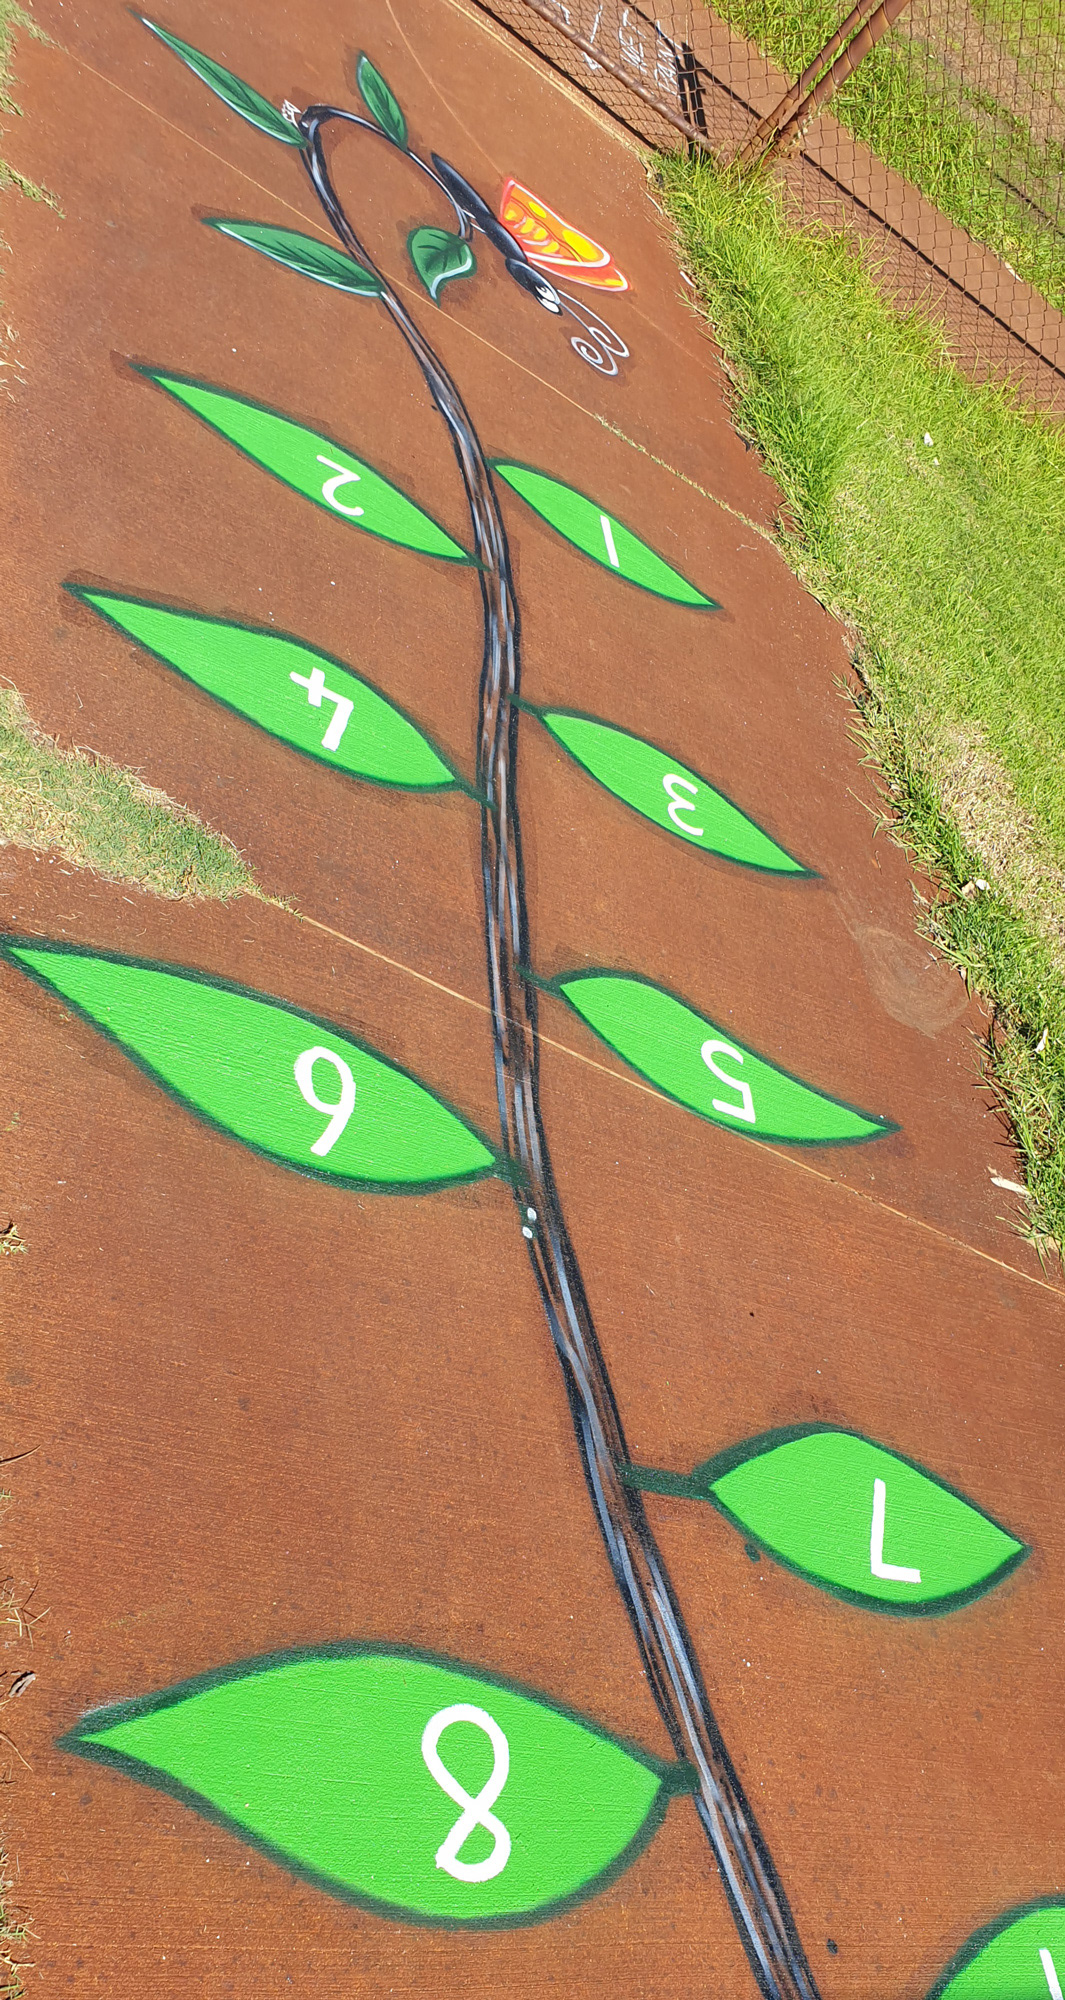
<box><xmin>294</xmin><ymin>1046</ymin><xmax>356</xmax><ymax>1156</ymax></box>
<box><xmin>701</xmin><ymin>1039</ymin><xmax>756</xmax><ymax>1125</ymax></box>
<box><xmin>317</xmin><ymin>453</ymin><xmax>365</xmax><ymax>518</ymax></box>
<box><xmin>662</xmin><ymin>772</ymin><xmax>704</xmax><ymax>839</ymax></box>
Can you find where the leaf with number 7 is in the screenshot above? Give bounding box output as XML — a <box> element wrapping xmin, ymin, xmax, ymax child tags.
<box><xmin>492</xmin><ymin>462</ymin><xmax>718</xmax><ymax>607</ymax></box>
<box><xmin>546</xmin><ymin>969</ymin><xmax>896</xmax><ymax>1144</ymax></box>
<box><xmin>2</xmin><ymin>942</ymin><xmax>497</xmax><ymax>1191</ymax></box>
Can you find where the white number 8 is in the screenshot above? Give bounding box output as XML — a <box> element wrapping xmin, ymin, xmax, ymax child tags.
<box><xmin>294</xmin><ymin>1046</ymin><xmax>356</xmax><ymax>1156</ymax></box>
<box><xmin>700</xmin><ymin>1039</ymin><xmax>756</xmax><ymax>1125</ymax></box>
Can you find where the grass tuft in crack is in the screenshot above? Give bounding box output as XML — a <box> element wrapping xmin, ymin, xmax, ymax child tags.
<box><xmin>659</xmin><ymin>150</ymin><xmax>1065</xmax><ymax>1257</ymax></box>
<box><xmin>0</xmin><ymin>684</ymin><xmax>262</xmax><ymax>899</ymax></box>
<box><xmin>1</xmin><ymin>0</ymin><xmax>54</xmax><ymax>203</ymax></box>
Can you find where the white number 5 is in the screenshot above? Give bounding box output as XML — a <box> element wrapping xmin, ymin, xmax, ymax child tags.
<box><xmin>294</xmin><ymin>1046</ymin><xmax>356</xmax><ymax>1155</ymax></box>
<box><xmin>700</xmin><ymin>1039</ymin><xmax>756</xmax><ymax>1125</ymax></box>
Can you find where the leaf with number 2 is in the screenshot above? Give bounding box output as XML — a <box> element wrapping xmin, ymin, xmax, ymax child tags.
<box><xmin>2</xmin><ymin>943</ymin><xmax>496</xmax><ymax>1190</ymax></box>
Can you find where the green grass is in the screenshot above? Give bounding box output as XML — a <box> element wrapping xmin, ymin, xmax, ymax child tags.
<box><xmin>660</xmin><ymin>151</ymin><xmax>1065</xmax><ymax>1255</ymax></box>
<box><xmin>1</xmin><ymin>0</ymin><xmax>52</xmax><ymax>200</ymax></box>
<box><xmin>0</xmin><ymin>685</ymin><xmax>262</xmax><ymax>899</ymax></box>
<box><xmin>711</xmin><ymin>0</ymin><xmax>1065</xmax><ymax>314</ymax></box>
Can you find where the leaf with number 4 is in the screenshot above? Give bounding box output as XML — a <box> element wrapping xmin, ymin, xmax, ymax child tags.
<box><xmin>2</xmin><ymin>943</ymin><xmax>496</xmax><ymax>1191</ymax></box>
<box><xmin>926</xmin><ymin>1902</ymin><xmax>1065</xmax><ymax>1999</ymax></box>
<box><xmin>627</xmin><ymin>1427</ymin><xmax>1027</xmax><ymax>1613</ymax></box>
<box><xmin>138</xmin><ymin>370</ymin><xmax>473</xmax><ymax>564</ymax></box>
<box><xmin>60</xmin><ymin>1644</ymin><xmax>688</xmax><ymax>1924</ymax></box>
<box><xmin>549</xmin><ymin>970</ymin><xmax>894</xmax><ymax>1145</ymax></box>
<box><xmin>356</xmin><ymin>53</ymin><xmax>408</xmax><ymax>150</ymax></box>
<box><xmin>491</xmin><ymin>463</ymin><xmax>717</xmax><ymax>608</ymax></box>
<box><xmin>140</xmin><ymin>17</ymin><xmax>303</xmax><ymax>145</ymax></box>
<box><xmin>409</xmin><ymin>226</ymin><xmax>476</xmax><ymax>303</ymax></box>
<box><xmin>532</xmin><ymin>708</ymin><xmax>808</xmax><ymax>872</ymax></box>
<box><xmin>68</xmin><ymin>591</ymin><xmax>464</xmax><ymax>792</ymax></box>
<box><xmin>207</xmin><ymin>219</ymin><xmax>382</xmax><ymax>297</ymax></box>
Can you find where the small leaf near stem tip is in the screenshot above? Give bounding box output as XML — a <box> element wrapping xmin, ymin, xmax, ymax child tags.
<box><xmin>356</xmin><ymin>54</ymin><xmax>408</xmax><ymax>150</ymax></box>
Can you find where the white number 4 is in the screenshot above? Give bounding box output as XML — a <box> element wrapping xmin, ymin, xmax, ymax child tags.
<box><xmin>290</xmin><ymin>665</ymin><xmax>354</xmax><ymax>753</ymax></box>
<box><xmin>294</xmin><ymin>1047</ymin><xmax>356</xmax><ymax>1156</ymax></box>
<box><xmin>701</xmin><ymin>1039</ymin><xmax>755</xmax><ymax>1125</ymax></box>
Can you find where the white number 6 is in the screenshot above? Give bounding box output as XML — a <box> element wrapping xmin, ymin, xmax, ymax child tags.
<box><xmin>294</xmin><ymin>1046</ymin><xmax>356</xmax><ymax>1156</ymax></box>
<box><xmin>700</xmin><ymin>1039</ymin><xmax>756</xmax><ymax>1125</ymax></box>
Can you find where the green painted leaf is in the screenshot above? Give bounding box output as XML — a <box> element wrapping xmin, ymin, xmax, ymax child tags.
<box><xmin>408</xmin><ymin>226</ymin><xmax>476</xmax><ymax>303</ymax></box>
<box><xmin>672</xmin><ymin>1427</ymin><xmax>1027</xmax><ymax>1613</ymax></box>
<box><xmin>356</xmin><ymin>54</ymin><xmax>408</xmax><ymax>150</ymax></box>
<box><xmin>140</xmin><ymin>17</ymin><xmax>303</xmax><ymax>144</ymax></box>
<box><xmin>535</xmin><ymin>709</ymin><xmax>807</xmax><ymax>873</ymax></box>
<box><xmin>553</xmin><ymin>971</ymin><xmax>894</xmax><ymax>1145</ymax></box>
<box><xmin>60</xmin><ymin>1645</ymin><xmax>681</xmax><ymax>1924</ymax></box>
<box><xmin>69</xmin><ymin>591</ymin><xmax>462</xmax><ymax>792</ymax></box>
<box><xmin>139</xmin><ymin>370</ymin><xmax>473</xmax><ymax>564</ymax></box>
<box><xmin>2</xmin><ymin>943</ymin><xmax>495</xmax><ymax>1191</ymax></box>
<box><xmin>491</xmin><ymin>463</ymin><xmax>717</xmax><ymax>608</ymax></box>
<box><xmin>207</xmin><ymin>219</ymin><xmax>381</xmax><ymax>297</ymax></box>
<box><xmin>927</xmin><ymin>1901</ymin><xmax>1065</xmax><ymax>1998</ymax></box>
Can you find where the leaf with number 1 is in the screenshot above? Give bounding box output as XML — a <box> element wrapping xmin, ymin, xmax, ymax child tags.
<box><xmin>927</xmin><ymin>1902</ymin><xmax>1065</xmax><ymax>1998</ymax></box>
<box><xmin>549</xmin><ymin>970</ymin><xmax>895</xmax><ymax>1144</ymax></box>
<box><xmin>68</xmin><ymin>591</ymin><xmax>463</xmax><ymax>791</ymax></box>
<box><xmin>137</xmin><ymin>369</ymin><xmax>474</xmax><ymax>564</ymax></box>
<box><xmin>492</xmin><ymin>462</ymin><xmax>717</xmax><ymax>607</ymax></box>
<box><xmin>2</xmin><ymin>943</ymin><xmax>496</xmax><ymax>1190</ymax></box>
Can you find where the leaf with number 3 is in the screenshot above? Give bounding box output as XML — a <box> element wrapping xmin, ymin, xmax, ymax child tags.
<box><xmin>926</xmin><ymin>1900</ymin><xmax>1065</xmax><ymax>1998</ymax></box>
<box><xmin>547</xmin><ymin>969</ymin><xmax>895</xmax><ymax>1145</ymax></box>
<box><xmin>137</xmin><ymin>369</ymin><xmax>473</xmax><ymax>563</ymax></box>
<box><xmin>59</xmin><ymin>1644</ymin><xmax>689</xmax><ymax>1924</ymax></box>
<box><xmin>140</xmin><ymin>17</ymin><xmax>304</xmax><ymax>145</ymax></box>
<box><xmin>2</xmin><ymin>943</ymin><xmax>496</xmax><ymax>1190</ymax></box>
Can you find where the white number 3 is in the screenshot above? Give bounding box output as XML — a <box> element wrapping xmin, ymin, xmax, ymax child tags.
<box><xmin>701</xmin><ymin>1039</ymin><xmax>756</xmax><ymax>1125</ymax></box>
<box><xmin>294</xmin><ymin>1046</ymin><xmax>356</xmax><ymax>1155</ymax></box>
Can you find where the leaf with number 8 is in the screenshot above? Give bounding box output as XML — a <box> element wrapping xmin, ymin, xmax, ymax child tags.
<box><xmin>548</xmin><ymin>969</ymin><xmax>895</xmax><ymax>1145</ymax></box>
<box><xmin>137</xmin><ymin>368</ymin><xmax>474</xmax><ymax>564</ymax></box>
<box><xmin>2</xmin><ymin>943</ymin><xmax>496</xmax><ymax>1191</ymax></box>
<box><xmin>59</xmin><ymin>1644</ymin><xmax>690</xmax><ymax>1924</ymax></box>
<box><xmin>140</xmin><ymin>17</ymin><xmax>304</xmax><ymax>145</ymax></box>
<box><xmin>926</xmin><ymin>1900</ymin><xmax>1065</xmax><ymax>1998</ymax></box>
<box><xmin>492</xmin><ymin>462</ymin><xmax>717</xmax><ymax>607</ymax></box>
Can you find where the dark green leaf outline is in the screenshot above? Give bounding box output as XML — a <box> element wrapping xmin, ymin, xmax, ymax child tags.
<box><xmin>57</xmin><ymin>1639</ymin><xmax>696</xmax><ymax>1929</ymax></box>
<box><xmin>139</xmin><ymin>16</ymin><xmax>304</xmax><ymax>145</ymax></box>
<box><xmin>521</xmin><ymin>700</ymin><xmax>814</xmax><ymax>876</ymax></box>
<box><xmin>408</xmin><ymin>226</ymin><xmax>476</xmax><ymax>304</ymax></box>
<box><xmin>541</xmin><ymin>966</ymin><xmax>899</xmax><ymax>1148</ymax></box>
<box><xmin>925</xmin><ymin>1896</ymin><xmax>1065</xmax><ymax>1998</ymax></box>
<box><xmin>64</xmin><ymin>585</ymin><xmax>477</xmax><ymax>797</ymax></box>
<box><xmin>623</xmin><ymin>1424</ymin><xmax>1029</xmax><ymax>1617</ymax></box>
<box><xmin>490</xmin><ymin>460</ymin><xmax>720</xmax><ymax>609</ymax></box>
<box><xmin>132</xmin><ymin>364</ymin><xmax>476</xmax><ymax>566</ymax></box>
<box><xmin>1</xmin><ymin>938</ymin><xmax>500</xmax><ymax>1194</ymax></box>
<box><xmin>355</xmin><ymin>54</ymin><xmax>408</xmax><ymax>150</ymax></box>
<box><xmin>205</xmin><ymin>218</ymin><xmax>382</xmax><ymax>296</ymax></box>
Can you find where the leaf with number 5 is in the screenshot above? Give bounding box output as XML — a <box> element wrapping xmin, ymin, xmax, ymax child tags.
<box><xmin>491</xmin><ymin>463</ymin><xmax>717</xmax><ymax>607</ymax></box>
<box><xmin>2</xmin><ymin>943</ymin><xmax>496</xmax><ymax>1190</ymax></box>
<box><xmin>137</xmin><ymin>369</ymin><xmax>474</xmax><ymax>564</ymax></box>
<box><xmin>548</xmin><ymin>969</ymin><xmax>895</xmax><ymax>1144</ymax></box>
<box><xmin>532</xmin><ymin>707</ymin><xmax>808</xmax><ymax>872</ymax></box>
<box><xmin>408</xmin><ymin>226</ymin><xmax>476</xmax><ymax>302</ymax></box>
<box><xmin>140</xmin><ymin>17</ymin><xmax>304</xmax><ymax>145</ymax></box>
<box><xmin>207</xmin><ymin>219</ymin><xmax>382</xmax><ymax>297</ymax></box>
<box><xmin>356</xmin><ymin>54</ymin><xmax>408</xmax><ymax>150</ymax></box>
<box><xmin>68</xmin><ymin>591</ymin><xmax>465</xmax><ymax>792</ymax></box>
<box><xmin>926</xmin><ymin>1901</ymin><xmax>1065</xmax><ymax>1998</ymax></box>
<box><xmin>626</xmin><ymin>1427</ymin><xmax>1027</xmax><ymax>1614</ymax></box>
<box><xmin>60</xmin><ymin>1643</ymin><xmax>689</xmax><ymax>1924</ymax></box>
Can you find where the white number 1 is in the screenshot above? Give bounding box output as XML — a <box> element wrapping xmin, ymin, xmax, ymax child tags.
<box><xmin>290</xmin><ymin>665</ymin><xmax>355</xmax><ymax>753</ymax></box>
<box><xmin>1042</xmin><ymin>1949</ymin><xmax>1064</xmax><ymax>2000</ymax></box>
<box><xmin>294</xmin><ymin>1047</ymin><xmax>356</xmax><ymax>1156</ymax></box>
<box><xmin>701</xmin><ymin>1039</ymin><xmax>756</xmax><ymax>1124</ymax></box>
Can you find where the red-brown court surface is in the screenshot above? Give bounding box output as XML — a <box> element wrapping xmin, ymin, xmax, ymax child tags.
<box><xmin>0</xmin><ymin>2</ymin><xmax>1062</xmax><ymax>1994</ymax></box>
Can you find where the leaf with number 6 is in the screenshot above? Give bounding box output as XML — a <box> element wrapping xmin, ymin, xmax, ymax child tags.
<box><xmin>2</xmin><ymin>942</ymin><xmax>496</xmax><ymax>1191</ymax></box>
<box><xmin>547</xmin><ymin>969</ymin><xmax>895</xmax><ymax>1145</ymax></box>
<box><xmin>140</xmin><ymin>17</ymin><xmax>304</xmax><ymax>145</ymax></box>
<box><xmin>137</xmin><ymin>368</ymin><xmax>473</xmax><ymax>564</ymax></box>
<box><xmin>59</xmin><ymin>1643</ymin><xmax>691</xmax><ymax>1924</ymax></box>
<box><xmin>492</xmin><ymin>462</ymin><xmax>717</xmax><ymax>607</ymax></box>
<box><xmin>926</xmin><ymin>1900</ymin><xmax>1065</xmax><ymax>1998</ymax></box>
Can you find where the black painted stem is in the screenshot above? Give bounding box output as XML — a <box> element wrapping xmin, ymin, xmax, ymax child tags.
<box><xmin>297</xmin><ymin>109</ymin><xmax>820</xmax><ymax>2000</ymax></box>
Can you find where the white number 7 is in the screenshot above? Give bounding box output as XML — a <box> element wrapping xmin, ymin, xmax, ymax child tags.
<box><xmin>701</xmin><ymin>1039</ymin><xmax>756</xmax><ymax>1125</ymax></box>
<box><xmin>294</xmin><ymin>1046</ymin><xmax>356</xmax><ymax>1156</ymax></box>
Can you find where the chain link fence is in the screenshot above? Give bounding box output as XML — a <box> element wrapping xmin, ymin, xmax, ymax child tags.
<box><xmin>475</xmin><ymin>0</ymin><xmax>1065</xmax><ymax>410</ymax></box>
